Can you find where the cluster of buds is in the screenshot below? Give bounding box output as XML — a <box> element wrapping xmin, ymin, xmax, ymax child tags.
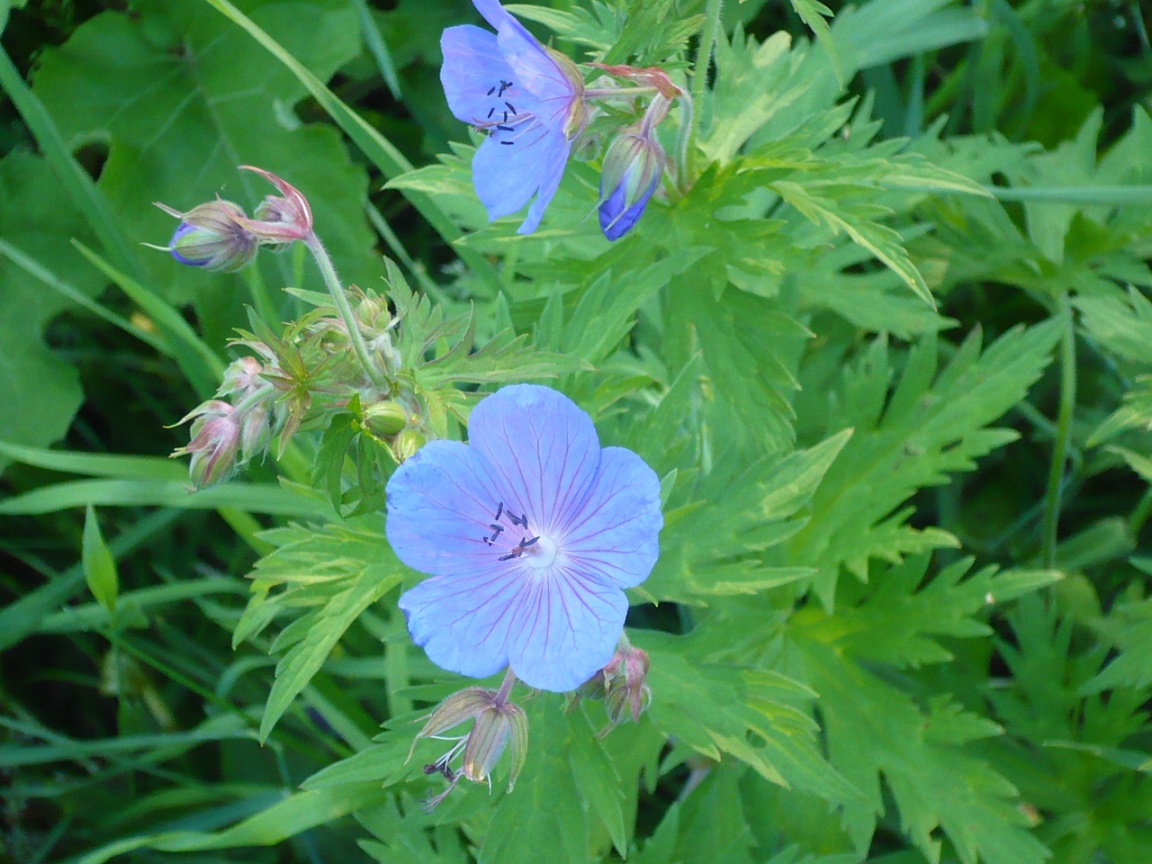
<box><xmin>574</xmin><ymin>634</ymin><xmax>652</xmax><ymax>736</ymax></box>
<box><xmin>153</xmin><ymin>166</ymin><xmax>313</xmax><ymax>272</ymax></box>
<box><xmin>410</xmin><ymin>681</ymin><xmax>528</xmax><ymax>811</ymax></box>
<box><xmin>172</xmin><ymin>356</ymin><xmax>281</xmax><ymax>488</ymax></box>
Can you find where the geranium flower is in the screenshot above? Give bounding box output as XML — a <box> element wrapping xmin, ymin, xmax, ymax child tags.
<box><xmin>386</xmin><ymin>385</ymin><xmax>662</xmax><ymax>692</ymax></box>
<box><xmin>441</xmin><ymin>0</ymin><xmax>587</xmax><ymax>234</ymax></box>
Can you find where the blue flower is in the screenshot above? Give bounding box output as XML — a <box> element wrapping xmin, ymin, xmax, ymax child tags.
<box><xmin>441</xmin><ymin>0</ymin><xmax>586</xmax><ymax>234</ymax></box>
<box><xmin>386</xmin><ymin>385</ymin><xmax>662</xmax><ymax>692</ymax></box>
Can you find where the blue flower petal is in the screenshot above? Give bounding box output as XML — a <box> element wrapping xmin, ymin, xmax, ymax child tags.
<box><xmin>440</xmin><ymin>25</ymin><xmax>515</xmax><ymax>126</ymax></box>
<box><xmin>467</xmin><ymin>385</ymin><xmax>601</xmax><ymax>534</ymax></box>
<box><xmin>599</xmin><ymin>174</ymin><xmax>658</xmax><ymax>241</ymax></box>
<box><xmin>385</xmin><ymin>439</ymin><xmax>510</xmax><ymax>576</ymax></box>
<box><xmin>517</xmin><ymin>134</ymin><xmax>571</xmax><ymax>234</ymax></box>
<box><xmin>399</xmin><ymin>569</ymin><xmax>521</xmax><ymax>680</ymax></box>
<box><xmin>562</xmin><ymin>447</ymin><xmax>663</xmax><ymax>588</ymax></box>
<box><xmin>506</xmin><ymin>566</ymin><xmax>628</xmax><ymax>691</ymax></box>
<box><xmin>472</xmin><ymin>125</ymin><xmax>566</xmax><ymax>223</ymax></box>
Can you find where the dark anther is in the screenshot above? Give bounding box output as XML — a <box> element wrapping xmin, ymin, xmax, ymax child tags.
<box><xmin>496</xmin><ymin>125</ymin><xmax>514</xmax><ymax>132</ymax></box>
<box><xmin>502</xmin><ymin>110</ymin><xmax>508</xmax><ymax>122</ymax></box>
<box><xmin>505</xmin><ymin>101</ymin><xmax>516</xmax><ymax>113</ymax></box>
<box><xmin>510</xmin><ymin>512</ymin><xmax>528</xmax><ymax>528</ymax></box>
<box><xmin>487</xmin><ymin>107</ymin><xmax>494</xmax><ymax>118</ymax></box>
<box><xmin>501</xmin><ymin>140</ymin><xmax>514</xmax><ymax>146</ymax></box>
<box><xmin>521</xmin><ymin>536</ymin><xmax>540</xmax><ymax>548</ymax></box>
<box><xmin>488</xmin><ymin>524</ymin><xmax>504</xmax><ymax>541</ymax></box>
<box><xmin>498</xmin><ymin>551</ymin><xmax>520</xmax><ymax>561</ymax></box>
<box><xmin>495</xmin><ymin>502</ymin><xmax>504</xmax><ymax>520</ymax></box>
<box><xmin>487</xmin><ymin>86</ymin><xmax>496</xmax><ymax>96</ymax></box>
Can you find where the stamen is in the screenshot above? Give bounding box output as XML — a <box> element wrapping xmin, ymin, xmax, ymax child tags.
<box><xmin>487</xmin><ymin>108</ymin><xmax>494</xmax><ymax>118</ymax></box>
<box><xmin>489</xmin><ymin>524</ymin><xmax>504</xmax><ymax>541</ymax></box>
<box><xmin>521</xmin><ymin>536</ymin><xmax>539</xmax><ymax>547</ymax></box>
<box><xmin>487</xmin><ymin>86</ymin><xmax>496</xmax><ymax>96</ymax></box>
<box><xmin>500</xmin><ymin>141</ymin><xmax>514</xmax><ymax>146</ymax></box>
<box><xmin>498</xmin><ymin>551</ymin><xmax>520</xmax><ymax>561</ymax></box>
<box><xmin>505</xmin><ymin>101</ymin><xmax>516</xmax><ymax>113</ymax></box>
<box><xmin>495</xmin><ymin>502</ymin><xmax>503</xmax><ymax>521</ymax></box>
<box><xmin>496</xmin><ymin>125</ymin><xmax>515</xmax><ymax>132</ymax></box>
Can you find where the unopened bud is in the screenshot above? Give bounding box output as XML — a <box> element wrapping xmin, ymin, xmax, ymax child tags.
<box><xmin>172</xmin><ymin>400</ymin><xmax>241</xmax><ymax>488</ymax></box>
<box><xmin>219</xmin><ymin>356</ymin><xmax>265</xmax><ymax>398</ymax></box>
<box><xmin>596</xmin><ymin>638</ymin><xmax>651</xmax><ymax>734</ymax></box>
<box><xmin>357</xmin><ymin>296</ymin><xmax>393</xmax><ymax>332</ymax></box>
<box><xmin>363</xmin><ymin>401</ymin><xmax>408</xmax><ymax>438</ymax></box>
<box><xmin>156</xmin><ymin>200</ymin><xmax>258</xmax><ymax>272</ymax></box>
<box><xmin>599</xmin><ymin>132</ymin><xmax>665</xmax><ymax>241</ymax></box>
<box><xmin>393</xmin><ymin>428</ymin><xmax>426</xmax><ymax>461</ymax></box>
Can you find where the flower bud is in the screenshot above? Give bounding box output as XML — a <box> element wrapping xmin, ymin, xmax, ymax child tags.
<box><xmin>393</xmin><ymin>428</ymin><xmax>426</xmax><ymax>462</ymax></box>
<box><xmin>235</xmin><ymin>165</ymin><xmax>313</xmax><ymax>243</ymax></box>
<box><xmin>219</xmin><ymin>356</ymin><xmax>265</xmax><ymax>398</ymax></box>
<box><xmin>598</xmin><ymin>132</ymin><xmax>665</xmax><ymax>241</ymax></box>
<box><xmin>357</xmin><ymin>296</ymin><xmax>393</xmax><ymax>332</ymax></box>
<box><xmin>363</xmin><ymin>401</ymin><xmax>408</xmax><ymax>438</ymax></box>
<box><xmin>172</xmin><ymin>400</ymin><xmax>242</xmax><ymax>488</ymax></box>
<box><xmin>597</xmin><ymin>639</ymin><xmax>651</xmax><ymax>733</ymax></box>
<box><xmin>159</xmin><ymin>200</ymin><xmax>258</xmax><ymax>272</ymax></box>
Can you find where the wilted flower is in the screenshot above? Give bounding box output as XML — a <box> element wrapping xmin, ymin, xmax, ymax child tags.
<box><xmin>155</xmin><ymin>200</ymin><xmax>257</xmax><ymax>272</ymax></box>
<box><xmin>386</xmin><ymin>385</ymin><xmax>663</xmax><ymax>692</ymax></box>
<box><xmin>234</xmin><ymin>165</ymin><xmax>314</xmax><ymax>244</ymax></box>
<box><xmin>599</xmin><ymin>131</ymin><xmax>666</xmax><ymax>241</ymax></box>
<box><xmin>441</xmin><ymin>0</ymin><xmax>587</xmax><ymax>234</ymax></box>
<box><xmin>411</xmin><ymin>684</ymin><xmax>529</xmax><ymax>810</ymax></box>
<box><xmin>172</xmin><ymin>400</ymin><xmax>242</xmax><ymax>488</ymax></box>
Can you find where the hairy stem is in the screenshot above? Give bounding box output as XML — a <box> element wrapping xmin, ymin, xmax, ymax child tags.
<box><xmin>686</xmin><ymin>0</ymin><xmax>723</xmax><ymax>181</ymax></box>
<box><xmin>1042</xmin><ymin>293</ymin><xmax>1077</xmax><ymax>569</ymax></box>
<box><xmin>302</xmin><ymin>232</ymin><xmax>387</xmax><ymax>388</ymax></box>
<box><xmin>493</xmin><ymin>668</ymin><xmax>517</xmax><ymax>707</ymax></box>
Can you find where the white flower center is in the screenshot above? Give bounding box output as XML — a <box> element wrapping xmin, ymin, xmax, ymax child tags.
<box><xmin>523</xmin><ymin>534</ymin><xmax>558</xmax><ymax>570</ymax></box>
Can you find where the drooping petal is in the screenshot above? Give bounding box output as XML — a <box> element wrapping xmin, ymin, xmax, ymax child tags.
<box><xmin>467</xmin><ymin>385</ymin><xmax>601</xmax><ymax>534</ymax></box>
<box><xmin>471</xmin><ymin>124</ymin><xmax>563</xmax><ymax>221</ymax></box>
<box><xmin>399</xmin><ymin>568</ymin><xmax>524</xmax><ymax>680</ymax></box>
<box><xmin>517</xmin><ymin>136</ymin><xmax>572</xmax><ymax>235</ymax></box>
<box><xmin>440</xmin><ymin>25</ymin><xmax>515</xmax><ymax>125</ymax></box>
<box><xmin>562</xmin><ymin>447</ymin><xmax>663</xmax><ymax>588</ymax></box>
<box><xmin>504</xmin><ymin>566</ymin><xmax>628</xmax><ymax>691</ymax></box>
<box><xmin>386</xmin><ymin>439</ymin><xmax>512</xmax><ymax>576</ymax></box>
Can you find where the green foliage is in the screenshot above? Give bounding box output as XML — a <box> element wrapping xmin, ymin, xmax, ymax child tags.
<box><xmin>4</xmin><ymin>0</ymin><xmax>1152</xmax><ymax>863</ymax></box>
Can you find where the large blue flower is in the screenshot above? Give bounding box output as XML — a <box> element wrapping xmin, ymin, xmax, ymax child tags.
<box><xmin>386</xmin><ymin>385</ymin><xmax>662</xmax><ymax>693</ymax></box>
<box><xmin>441</xmin><ymin>0</ymin><xmax>586</xmax><ymax>235</ymax></box>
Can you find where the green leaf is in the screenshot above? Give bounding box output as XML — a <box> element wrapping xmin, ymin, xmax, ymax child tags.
<box><xmin>792</xmin><ymin>632</ymin><xmax>1048</xmax><ymax>864</ymax></box>
<box><xmin>82</xmin><ymin>505</ymin><xmax>119</xmax><ymax>615</ymax></box>
<box><xmin>0</xmin><ymin>152</ymin><xmax>106</xmax><ymax>472</ymax></box>
<box><xmin>33</xmin><ymin>0</ymin><xmax>389</xmax><ymax>323</ymax></box>
<box><xmin>791</xmin><ymin>322</ymin><xmax>1060</xmax><ymax>606</ymax></box>
<box><xmin>1082</xmin><ymin>596</ymin><xmax>1152</xmax><ymax>693</ymax></box>
<box><xmin>478</xmin><ymin>700</ymin><xmax>590</xmax><ymax>864</ymax></box>
<box><xmin>639</xmin><ymin>635</ymin><xmax>864</xmax><ymax>809</ymax></box>
<box><xmin>260</xmin><ymin>558</ymin><xmax>400</xmax><ymax>740</ymax></box>
<box><xmin>75</xmin><ymin>783</ymin><xmax>388</xmax><ymax>864</ymax></box>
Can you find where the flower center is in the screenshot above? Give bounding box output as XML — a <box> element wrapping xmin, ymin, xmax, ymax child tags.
<box><xmin>480</xmin><ymin>501</ymin><xmax>557</xmax><ymax>568</ymax></box>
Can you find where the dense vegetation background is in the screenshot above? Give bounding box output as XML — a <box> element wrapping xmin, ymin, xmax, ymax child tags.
<box><xmin>2</xmin><ymin>0</ymin><xmax>1152</xmax><ymax>862</ymax></box>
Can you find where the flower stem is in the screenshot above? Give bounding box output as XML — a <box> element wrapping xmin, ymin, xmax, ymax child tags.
<box><xmin>1041</xmin><ymin>293</ymin><xmax>1077</xmax><ymax>569</ymax></box>
<box><xmin>686</xmin><ymin>0</ymin><xmax>723</xmax><ymax>181</ymax></box>
<box><xmin>302</xmin><ymin>232</ymin><xmax>387</xmax><ymax>389</ymax></box>
<box><xmin>584</xmin><ymin>86</ymin><xmax>659</xmax><ymax>99</ymax></box>
<box><xmin>493</xmin><ymin>668</ymin><xmax>517</xmax><ymax>708</ymax></box>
